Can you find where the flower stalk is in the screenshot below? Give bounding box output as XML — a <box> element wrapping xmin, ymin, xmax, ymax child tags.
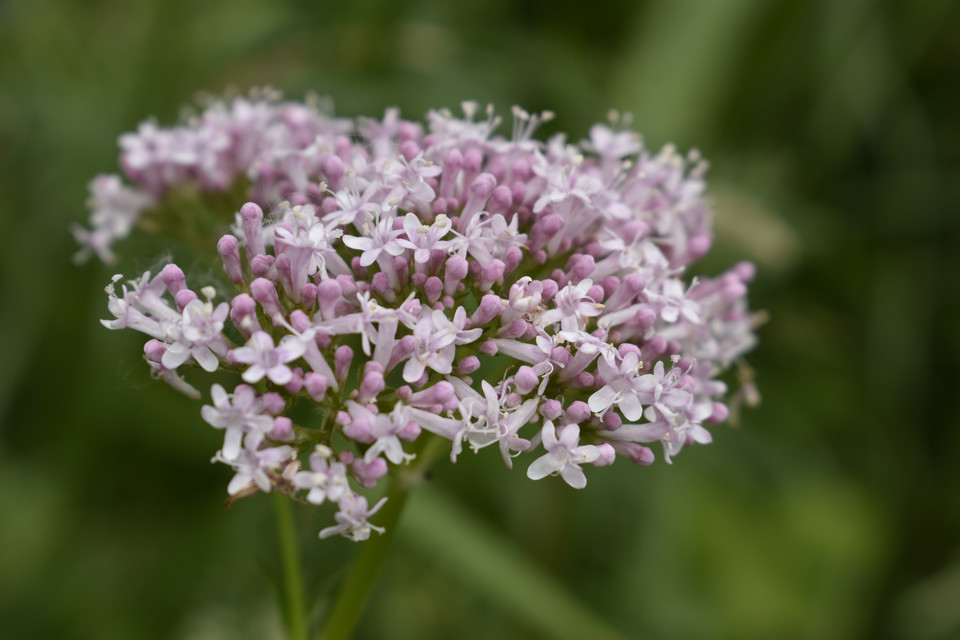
<box><xmin>274</xmin><ymin>494</ymin><xmax>308</xmax><ymax>640</ymax></box>
<box><xmin>321</xmin><ymin>435</ymin><xmax>446</xmax><ymax>640</ymax></box>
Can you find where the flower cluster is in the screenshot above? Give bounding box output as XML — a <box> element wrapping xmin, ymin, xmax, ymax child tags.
<box><xmin>82</xmin><ymin>91</ymin><xmax>759</xmax><ymax>541</ymax></box>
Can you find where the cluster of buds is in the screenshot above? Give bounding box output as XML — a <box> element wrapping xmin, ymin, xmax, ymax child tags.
<box><xmin>81</xmin><ymin>90</ymin><xmax>759</xmax><ymax>541</ymax></box>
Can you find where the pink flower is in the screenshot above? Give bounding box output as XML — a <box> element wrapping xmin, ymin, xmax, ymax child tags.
<box><xmin>526</xmin><ymin>422</ymin><xmax>599</xmax><ymax>489</ymax></box>
<box><xmin>397</xmin><ymin>212</ymin><xmax>452</xmax><ymax>263</ymax></box>
<box><xmin>342</xmin><ymin>215</ymin><xmax>405</xmax><ymax>267</ymax></box>
<box><xmin>588</xmin><ymin>351</ymin><xmax>645</xmax><ymax>421</ymax></box>
<box><xmin>231</xmin><ymin>331</ymin><xmax>306</xmax><ymax>385</ymax></box>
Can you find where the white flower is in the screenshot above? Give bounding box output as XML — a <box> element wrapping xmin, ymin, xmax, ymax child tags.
<box><xmin>231</xmin><ymin>331</ymin><xmax>306</xmax><ymax>385</ymax></box>
<box><xmin>526</xmin><ymin>422</ymin><xmax>599</xmax><ymax>489</ymax></box>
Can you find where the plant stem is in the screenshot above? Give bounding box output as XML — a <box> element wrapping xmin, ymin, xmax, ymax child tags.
<box><xmin>320</xmin><ymin>435</ymin><xmax>447</xmax><ymax>640</ymax></box>
<box><xmin>274</xmin><ymin>494</ymin><xmax>308</xmax><ymax>640</ymax></box>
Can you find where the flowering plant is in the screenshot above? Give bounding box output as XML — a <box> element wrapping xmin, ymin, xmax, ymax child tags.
<box><xmin>77</xmin><ymin>89</ymin><xmax>759</xmax><ymax>637</ymax></box>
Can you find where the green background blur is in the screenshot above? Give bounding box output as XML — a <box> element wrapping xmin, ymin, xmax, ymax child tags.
<box><xmin>2</xmin><ymin>0</ymin><xmax>958</xmax><ymax>638</ymax></box>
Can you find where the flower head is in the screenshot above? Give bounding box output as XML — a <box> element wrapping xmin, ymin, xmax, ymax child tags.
<box><xmin>85</xmin><ymin>91</ymin><xmax>759</xmax><ymax>541</ymax></box>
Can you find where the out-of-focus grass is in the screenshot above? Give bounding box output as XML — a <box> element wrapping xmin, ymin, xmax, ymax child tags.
<box><xmin>1</xmin><ymin>0</ymin><xmax>958</xmax><ymax>638</ymax></box>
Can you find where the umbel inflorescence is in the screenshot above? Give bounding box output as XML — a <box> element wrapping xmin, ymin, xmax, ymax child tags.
<box><xmin>77</xmin><ymin>89</ymin><xmax>759</xmax><ymax>542</ymax></box>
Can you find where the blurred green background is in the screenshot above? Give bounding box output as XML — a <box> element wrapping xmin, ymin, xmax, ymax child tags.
<box><xmin>2</xmin><ymin>0</ymin><xmax>958</xmax><ymax>638</ymax></box>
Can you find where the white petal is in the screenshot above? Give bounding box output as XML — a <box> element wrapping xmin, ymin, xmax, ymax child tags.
<box><xmin>588</xmin><ymin>385</ymin><xmax>617</xmax><ymax>414</ymax></box>
<box><xmin>267</xmin><ymin>365</ymin><xmax>293</xmax><ymax>385</ymax></box>
<box><xmin>210</xmin><ymin>384</ymin><xmax>228</xmax><ymax>406</ymax></box>
<box><xmin>619</xmin><ymin>393</ymin><xmax>644</xmax><ymax>421</ymax></box>
<box><xmin>242</xmin><ymin>365</ymin><xmax>266</xmax><ymax>383</ymax></box>
<box><xmin>222</xmin><ymin>429</ymin><xmax>243</xmax><ymax>460</ymax></box>
<box><xmin>560</xmin><ymin>464</ymin><xmax>587</xmax><ymax>489</ymax></box>
<box><xmin>526</xmin><ymin>453</ymin><xmax>561</xmax><ymax>480</ymax></box>
<box><xmin>193</xmin><ymin>346</ymin><xmax>220</xmax><ymax>372</ymax></box>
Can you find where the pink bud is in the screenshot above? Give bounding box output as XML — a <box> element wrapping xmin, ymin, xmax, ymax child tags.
<box><xmin>708</xmin><ymin>403</ymin><xmax>729</xmax><ymax>424</ymax></box>
<box><xmin>399</xmin><ymin>140</ymin><xmax>420</xmax><ymax>162</ymax></box>
<box><xmin>443</xmin><ymin>255</ymin><xmax>469</xmax><ymax>295</ymax></box>
<box><xmin>270</xmin><ymin>417</ymin><xmax>294</xmax><ymax>442</ymax></box>
<box><xmin>601</xmin><ymin>276</ymin><xmax>620</xmax><ymax>299</ymax></box>
<box><xmin>440</xmin><ymin>149</ymin><xmax>462</xmax><ymax>199</ymax></box>
<box><xmin>643</xmin><ymin>336</ymin><xmax>667</xmax><ymax>360</ymax></box>
<box><xmin>174</xmin><ymin>289</ymin><xmax>198</xmax><ymax>312</ymax></box>
<box><xmin>398</xmin><ymin>121</ymin><xmax>420</xmax><ymax>142</ymax></box>
<box><xmin>510</xmin><ymin>157</ymin><xmax>532</xmax><ymax>181</ymax></box>
<box><xmin>250</xmin><ymin>278</ymin><xmax>284</xmax><ymax>324</ymax></box>
<box><xmin>320</xmin><ymin>196</ymin><xmax>338</xmax><ymax>214</ymax></box>
<box><xmin>240</xmin><ymin>202</ymin><xmax>265</xmax><ymax>258</ymax></box>
<box><xmin>322</xmin><ymin>155</ymin><xmax>345</xmax><ymax>188</ymax></box>
<box><xmin>621</xmin><ymin>220</ymin><xmax>649</xmax><ymax>243</ymax></box>
<box><xmin>503</xmin><ymin>247</ymin><xmax>523</xmax><ymax>274</ymax></box>
<box><xmin>250</xmin><ymin>254</ymin><xmax>273</xmax><ymax>278</ymax></box>
<box><xmin>734</xmin><ymin>261</ymin><xmax>756</xmax><ymax>282</ymax></box>
<box><xmin>463</xmin><ymin>148</ymin><xmax>483</xmax><ymax>174</ymax></box>
<box><xmin>688</xmin><ymin>232</ymin><xmax>712</xmax><ymax>261</ymax></box>
<box><xmin>285</xmin><ymin>310</ymin><xmax>307</xmax><ymax>334</ymax></box>
<box><xmin>350</xmin><ymin>257</ymin><xmax>368</xmax><ymax>280</ymax></box>
<box><xmin>218</xmin><ymin>234</ymin><xmax>244</xmax><ymax>284</ymax></box>
<box><xmin>343</xmin><ymin>417</ymin><xmax>373</xmax><ymax>442</ymax></box>
<box><xmin>303</xmin><ymin>372</ymin><xmax>328</xmax><ymax>400</ymax></box>
<box><xmin>357</xmin><ymin>369</ymin><xmax>385</xmax><ymax>404</ymax></box>
<box><xmin>334</xmin><ymin>345</ymin><xmax>353</xmax><ymax>384</ymax></box>
<box><xmin>261</xmin><ymin>392</ymin><xmax>286</xmax><ymax>415</ymax></box>
<box><xmin>498</xmin><ymin>318</ymin><xmax>527</xmax><ymax>339</ymax></box>
<box><xmin>455</xmin><ymin>356</ymin><xmax>481</xmax><ymax>374</ymax></box>
<box><xmin>161</xmin><ymin>264</ymin><xmax>186</xmax><ymax>297</ymax></box>
<box><xmin>459</xmin><ymin>172</ymin><xmax>497</xmax><ymax>228</ymax></box>
<box><xmin>602</xmin><ymin>411</ymin><xmax>622</xmax><ymax>430</ymax></box>
<box><xmin>424</xmin><ymin>276</ymin><xmax>443</xmax><ymax>303</ymax></box>
<box><xmin>399</xmin><ymin>422</ymin><xmax>421</xmax><ymax>440</ymax></box>
<box><xmin>316</xmin><ymin>279</ymin><xmax>342</xmax><ymax>320</ymax></box>
<box><xmin>299</xmin><ymin>283</ymin><xmax>317</xmax><ymax>311</ymax></box>
<box><xmin>144</xmin><ymin>339</ymin><xmax>166</xmax><ymax>362</ymax></box>
<box><xmin>722</xmin><ymin>279</ymin><xmax>747</xmax><ymax>302</ymax></box>
<box><xmin>481</xmin><ymin>260</ymin><xmax>505</xmax><ymax>287</ymax></box>
<box><xmin>472</xmin><ymin>294</ymin><xmax>503</xmax><ymax>326</ymax></box>
<box><xmin>335</xmin><ymin>274</ymin><xmax>358</xmax><ymax>298</ymax></box>
<box><xmin>572</xmin><ymin>371</ymin><xmax>594</xmax><ymax>388</ymax></box>
<box><xmin>550</xmin><ymin>346</ymin><xmax>571</xmax><ymax>367</ymax></box>
<box><xmin>351</xmin><ymin>456</ymin><xmax>388</xmax><ymax>489</ymax></box>
<box><xmin>565</xmin><ymin>401</ymin><xmax>591</xmax><ymax>424</ymax></box>
<box><xmin>618</xmin><ymin>343</ymin><xmax>641</xmax><ymax>359</ymax></box>
<box><xmin>285</xmin><ymin>368</ymin><xmax>304</xmax><ymax>394</ymax></box>
<box><xmin>230</xmin><ymin>294</ymin><xmax>260</xmax><ymax>336</ymax></box>
<box><xmin>487</xmin><ymin>185</ymin><xmax>513</xmax><ymax>215</ymax></box>
<box><xmin>594</xmin><ymin>443</ymin><xmax>616</xmax><ymax>467</ymax></box>
<box><xmin>274</xmin><ymin>253</ymin><xmax>293</xmax><ymax>295</ymax></box>
<box><xmin>371</xmin><ymin>271</ymin><xmax>392</xmax><ymax>297</ymax></box>
<box><xmin>634</xmin><ymin>307</ymin><xmax>657</xmax><ymax>330</ymax></box>
<box><xmin>540</xmin><ymin>279</ymin><xmax>559</xmax><ymax>301</ymax></box>
<box><xmin>570</xmin><ymin>254</ymin><xmax>595</xmax><ymax>281</ymax></box>
<box><xmin>619</xmin><ymin>442</ymin><xmax>655</xmax><ymax>466</ymax></box>
<box><xmin>514</xmin><ymin>366</ymin><xmax>539</xmax><ymax>395</ymax></box>
<box><xmin>540</xmin><ymin>399</ymin><xmax>563</xmax><ymax>420</ymax></box>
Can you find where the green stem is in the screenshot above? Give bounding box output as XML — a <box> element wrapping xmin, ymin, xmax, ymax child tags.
<box><xmin>274</xmin><ymin>494</ymin><xmax>308</xmax><ymax>640</ymax></box>
<box><xmin>320</xmin><ymin>435</ymin><xmax>447</xmax><ymax>640</ymax></box>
